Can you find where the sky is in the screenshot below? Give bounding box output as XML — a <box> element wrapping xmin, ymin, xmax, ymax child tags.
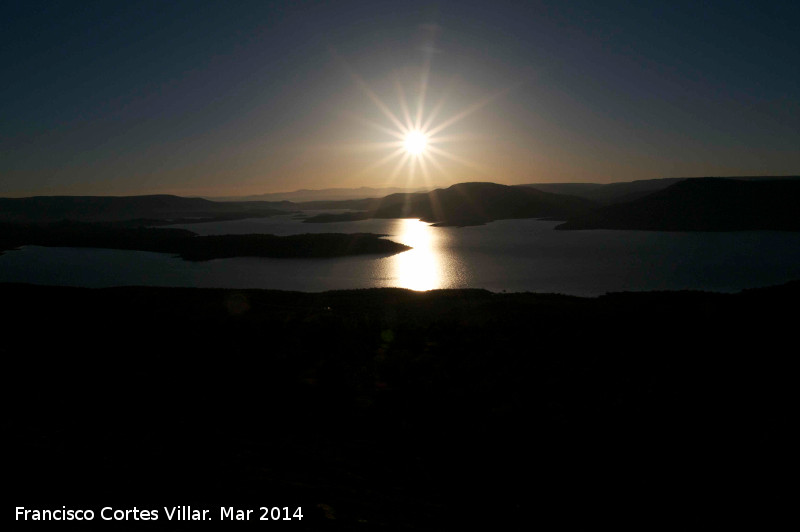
<box><xmin>2</xmin><ymin>0</ymin><xmax>798</xmax><ymax>197</ymax></box>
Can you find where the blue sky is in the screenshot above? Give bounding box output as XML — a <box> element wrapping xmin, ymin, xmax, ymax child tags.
<box><xmin>2</xmin><ymin>0</ymin><xmax>798</xmax><ymax>196</ymax></box>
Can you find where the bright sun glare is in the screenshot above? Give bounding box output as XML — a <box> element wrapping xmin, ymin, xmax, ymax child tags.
<box><xmin>336</xmin><ymin>45</ymin><xmax>509</xmax><ymax>186</ymax></box>
<box><xmin>404</xmin><ymin>131</ymin><xmax>428</xmax><ymax>155</ymax></box>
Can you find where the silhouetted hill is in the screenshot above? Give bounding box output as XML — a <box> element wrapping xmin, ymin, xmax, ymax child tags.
<box><xmin>304</xmin><ymin>182</ymin><xmax>596</xmax><ymax>226</ymax></box>
<box><xmin>519</xmin><ymin>178</ymin><xmax>684</xmax><ymax>204</ymax></box>
<box><xmin>515</xmin><ymin>182</ymin><xmax>605</xmax><ymax>195</ymax></box>
<box><xmin>522</xmin><ymin>176</ymin><xmax>799</xmax><ymax>205</ymax></box>
<box><xmin>556</xmin><ymin>178</ymin><xmax>800</xmax><ymax>231</ymax></box>
<box><xmin>0</xmin><ymin>194</ymin><xmax>294</xmax><ymax>224</ymax></box>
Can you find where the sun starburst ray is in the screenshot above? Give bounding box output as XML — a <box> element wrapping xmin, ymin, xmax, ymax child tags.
<box><xmin>424</xmin><ymin>149</ymin><xmax>449</xmax><ymax>178</ymax></box>
<box><xmin>425</xmin><ymin>87</ymin><xmax>513</xmax><ymax>138</ymax></box>
<box><xmin>339</xmin><ymin>111</ymin><xmax>408</xmax><ymax>140</ymax></box>
<box><xmin>342</xmin><ymin>65</ymin><xmax>408</xmax><ymax>134</ymax></box>
<box><xmin>426</xmin><ymin>145</ymin><xmax>490</xmax><ymax>174</ymax></box>
<box><xmin>407</xmin><ymin>154</ymin><xmax>417</xmax><ymax>181</ymax></box>
<box><xmin>394</xmin><ymin>77</ymin><xmax>415</xmax><ymax>132</ymax></box>
<box><xmin>387</xmin><ymin>152</ymin><xmax>412</xmax><ymax>182</ymax></box>
<box><xmin>322</xmin><ymin>141</ymin><xmax>405</xmax><ymax>152</ymax></box>
<box><xmin>424</xmin><ymin>134</ymin><xmax>469</xmax><ymax>145</ymax></box>
<box><xmin>353</xmin><ymin>147</ymin><xmax>407</xmax><ymax>179</ymax></box>
<box><xmin>420</xmin><ymin>76</ymin><xmax>458</xmax><ymax>133</ymax></box>
<box><xmin>415</xmin><ymin>53</ymin><xmax>433</xmax><ymax>130</ymax></box>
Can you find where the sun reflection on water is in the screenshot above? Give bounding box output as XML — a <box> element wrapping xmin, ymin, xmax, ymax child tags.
<box><xmin>390</xmin><ymin>219</ymin><xmax>442</xmax><ymax>291</ymax></box>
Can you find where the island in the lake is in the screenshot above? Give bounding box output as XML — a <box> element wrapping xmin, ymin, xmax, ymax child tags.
<box><xmin>0</xmin><ymin>222</ymin><xmax>409</xmax><ymax>260</ymax></box>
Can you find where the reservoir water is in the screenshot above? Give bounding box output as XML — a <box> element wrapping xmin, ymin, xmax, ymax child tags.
<box><xmin>1</xmin><ymin>215</ymin><xmax>799</xmax><ymax>295</ymax></box>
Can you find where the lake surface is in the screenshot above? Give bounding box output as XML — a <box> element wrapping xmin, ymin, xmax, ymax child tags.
<box><xmin>2</xmin><ymin>214</ymin><xmax>799</xmax><ymax>295</ymax></box>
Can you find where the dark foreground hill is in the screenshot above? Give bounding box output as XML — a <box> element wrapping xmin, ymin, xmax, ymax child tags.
<box><xmin>556</xmin><ymin>178</ymin><xmax>800</xmax><ymax>231</ymax></box>
<box><xmin>303</xmin><ymin>182</ymin><xmax>595</xmax><ymax>226</ymax></box>
<box><xmin>7</xmin><ymin>282</ymin><xmax>795</xmax><ymax>529</ymax></box>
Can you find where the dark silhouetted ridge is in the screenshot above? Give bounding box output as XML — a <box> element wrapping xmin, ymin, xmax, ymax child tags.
<box><xmin>556</xmin><ymin>178</ymin><xmax>800</xmax><ymax>231</ymax></box>
<box><xmin>522</xmin><ymin>176</ymin><xmax>799</xmax><ymax>205</ymax></box>
<box><xmin>304</xmin><ymin>181</ymin><xmax>596</xmax><ymax>226</ymax></box>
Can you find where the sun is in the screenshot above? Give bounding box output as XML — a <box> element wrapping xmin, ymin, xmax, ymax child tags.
<box><xmin>335</xmin><ymin>46</ymin><xmax>509</xmax><ymax>185</ymax></box>
<box><xmin>404</xmin><ymin>131</ymin><xmax>428</xmax><ymax>155</ymax></box>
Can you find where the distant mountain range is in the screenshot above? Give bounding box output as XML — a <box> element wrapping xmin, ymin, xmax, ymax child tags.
<box><xmin>209</xmin><ymin>185</ymin><xmax>432</xmax><ymax>203</ymax></box>
<box><xmin>209</xmin><ymin>175</ymin><xmax>799</xmax><ymax>207</ymax></box>
<box><xmin>3</xmin><ymin>176</ymin><xmax>798</xmax><ymax>231</ymax></box>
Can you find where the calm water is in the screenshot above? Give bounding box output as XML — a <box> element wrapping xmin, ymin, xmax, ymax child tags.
<box><xmin>1</xmin><ymin>214</ymin><xmax>799</xmax><ymax>295</ymax></box>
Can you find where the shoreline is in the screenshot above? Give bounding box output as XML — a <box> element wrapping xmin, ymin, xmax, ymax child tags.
<box><xmin>2</xmin><ymin>278</ymin><xmax>798</xmax><ymax>296</ymax></box>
